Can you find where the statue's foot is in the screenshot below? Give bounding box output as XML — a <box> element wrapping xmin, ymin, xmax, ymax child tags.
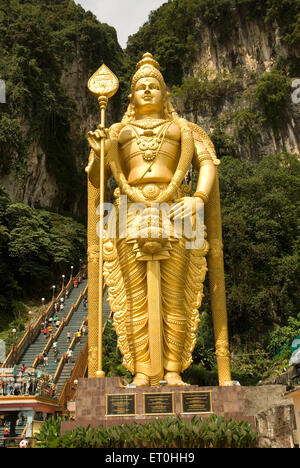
<box><xmin>164</xmin><ymin>372</ymin><xmax>190</xmax><ymax>386</ymax></box>
<box><xmin>132</xmin><ymin>373</ymin><xmax>150</xmax><ymax>387</ymax></box>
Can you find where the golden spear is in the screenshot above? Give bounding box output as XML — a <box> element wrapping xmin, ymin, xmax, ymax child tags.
<box><xmin>87</xmin><ymin>64</ymin><xmax>119</xmax><ymax>378</ymax></box>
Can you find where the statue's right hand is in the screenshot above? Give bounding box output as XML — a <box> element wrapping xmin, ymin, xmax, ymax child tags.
<box><xmin>87</xmin><ymin>127</ymin><xmax>111</xmax><ymax>155</ymax></box>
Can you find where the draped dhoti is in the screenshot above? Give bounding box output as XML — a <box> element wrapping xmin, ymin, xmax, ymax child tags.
<box><xmin>102</xmin><ymin>190</ymin><xmax>209</xmax><ymax>385</ymax></box>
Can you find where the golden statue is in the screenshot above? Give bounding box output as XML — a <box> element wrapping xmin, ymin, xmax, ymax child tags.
<box><xmin>86</xmin><ymin>53</ymin><xmax>232</xmax><ymax>387</ymax></box>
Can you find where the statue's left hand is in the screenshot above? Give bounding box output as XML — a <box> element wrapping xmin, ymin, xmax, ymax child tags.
<box><xmin>169</xmin><ymin>197</ymin><xmax>203</xmax><ymax>221</ymax></box>
<box><xmin>169</xmin><ymin>197</ymin><xmax>204</xmax><ymax>239</ymax></box>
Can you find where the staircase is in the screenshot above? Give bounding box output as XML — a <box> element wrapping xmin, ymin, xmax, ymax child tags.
<box><xmin>14</xmin><ymin>280</ymin><xmax>87</xmax><ymax>375</ymax></box>
<box><xmin>0</xmin><ymin>424</ymin><xmax>25</xmax><ymax>438</ymax></box>
<box><xmin>55</xmin><ymin>288</ymin><xmax>111</xmax><ymax>395</ymax></box>
<box><xmin>41</xmin><ymin>281</ymin><xmax>88</xmax><ymax>378</ymax></box>
<box><xmin>2</xmin><ymin>279</ymin><xmax>112</xmax><ymax>405</ymax></box>
<box><xmin>55</xmin><ymin>334</ymin><xmax>87</xmax><ymax>395</ymax></box>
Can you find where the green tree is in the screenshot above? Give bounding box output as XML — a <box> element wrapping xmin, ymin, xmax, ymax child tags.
<box><xmin>255</xmin><ymin>70</ymin><xmax>291</xmax><ymax>131</ymax></box>
<box><xmin>219</xmin><ymin>153</ymin><xmax>300</xmax><ymax>343</ymax></box>
<box><xmin>0</xmin><ymin>187</ymin><xmax>86</xmax><ymax>316</ymax></box>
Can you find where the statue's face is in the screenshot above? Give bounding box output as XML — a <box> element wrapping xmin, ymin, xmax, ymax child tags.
<box><xmin>133</xmin><ymin>77</ymin><xmax>163</xmax><ymax>115</ymax></box>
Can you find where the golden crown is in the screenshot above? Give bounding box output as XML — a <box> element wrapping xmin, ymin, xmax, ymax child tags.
<box><xmin>131</xmin><ymin>52</ymin><xmax>166</xmax><ymax>94</ymax></box>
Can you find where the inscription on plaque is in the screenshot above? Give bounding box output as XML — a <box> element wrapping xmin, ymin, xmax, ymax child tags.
<box><xmin>106</xmin><ymin>393</ymin><xmax>136</xmax><ymax>416</ymax></box>
<box><xmin>144</xmin><ymin>393</ymin><xmax>174</xmax><ymax>415</ymax></box>
<box><xmin>181</xmin><ymin>391</ymin><xmax>212</xmax><ymax>413</ymax></box>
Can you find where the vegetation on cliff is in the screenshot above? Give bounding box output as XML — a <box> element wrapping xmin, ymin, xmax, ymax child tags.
<box><xmin>0</xmin><ymin>0</ymin><xmax>120</xmax><ymax>337</ymax></box>
<box><xmin>0</xmin><ymin>185</ymin><xmax>86</xmax><ymax>338</ymax></box>
<box><xmin>0</xmin><ymin>0</ymin><xmax>122</xmax><ymax>209</ymax></box>
<box><xmin>126</xmin><ymin>0</ymin><xmax>300</xmax><ymax>67</ymax></box>
<box><xmin>126</xmin><ymin>0</ymin><xmax>299</xmax><ymax>161</ymax></box>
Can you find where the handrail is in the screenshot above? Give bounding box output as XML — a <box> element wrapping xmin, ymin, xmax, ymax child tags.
<box><xmin>53</xmin><ymin>284</ymin><xmax>110</xmax><ymax>386</ymax></box>
<box><xmin>32</xmin><ymin>284</ymin><xmax>88</xmax><ymax>369</ymax></box>
<box><xmin>55</xmin><ymin>286</ymin><xmax>113</xmax><ymax>409</ymax></box>
<box><xmin>57</xmin><ymin>341</ymin><xmax>88</xmax><ymax>408</ymax></box>
<box><xmin>53</xmin><ymin>313</ymin><xmax>88</xmax><ymax>384</ymax></box>
<box><xmin>21</xmin><ymin>424</ymin><xmax>28</xmax><ymax>438</ymax></box>
<box><xmin>1</xmin><ymin>278</ymin><xmax>71</xmax><ymax>368</ymax></box>
<box><xmin>1</xmin><ymin>269</ymin><xmax>85</xmax><ymax>368</ymax></box>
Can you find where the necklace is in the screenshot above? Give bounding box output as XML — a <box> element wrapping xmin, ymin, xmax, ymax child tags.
<box><xmin>129</xmin><ymin>122</ymin><xmax>170</xmax><ymax>162</ymax></box>
<box><xmin>130</xmin><ymin>119</ymin><xmax>167</xmax><ymax>130</ymax></box>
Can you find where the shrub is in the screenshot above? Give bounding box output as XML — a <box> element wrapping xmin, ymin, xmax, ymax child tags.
<box><xmin>267</xmin><ymin>314</ymin><xmax>300</xmax><ymax>356</ymax></box>
<box><xmin>36</xmin><ymin>414</ymin><xmax>259</xmax><ymax>448</ymax></box>
<box><xmin>35</xmin><ymin>416</ymin><xmax>68</xmax><ymax>449</ymax></box>
<box><xmin>211</xmin><ymin>129</ymin><xmax>239</xmax><ymax>158</ymax></box>
<box><xmin>255</xmin><ymin>70</ymin><xmax>291</xmax><ymax>130</ymax></box>
<box><xmin>172</xmin><ymin>70</ymin><xmax>241</xmax><ymax>116</ymax></box>
<box><xmin>233</xmin><ymin>107</ymin><xmax>263</xmax><ymax>146</ymax></box>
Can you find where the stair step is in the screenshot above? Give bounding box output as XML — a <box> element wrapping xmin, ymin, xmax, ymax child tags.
<box><xmin>8</xmin><ymin>281</ymin><xmax>111</xmax><ymax>400</ymax></box>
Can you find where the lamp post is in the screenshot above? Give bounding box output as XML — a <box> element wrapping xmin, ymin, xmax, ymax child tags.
<box><xmin>62</xmin><ymin>274</ymin><xmax>65</xmax><ymax>289</ymax></box>
<box><xmin>52</xmin><ymin>285</ymin><xmax>56</xmax><ymax>301</ymax></box>
<box><xmin>70</xmin><ymin>266</ymin><xmax>74</xmax><ymax>280</ymax></box>
<box><xmin>11</xmin><ymin>328</ymin><xmax>17</xmax><ymax>365</ymax></box>
<box><xmin>28</xmin><ymin>310</ymin><xmax>33</xmax><ymax>343</ymax></box>
<box><xmin>41</xmin><ymin>298</ymin><xmax>46</xmax><ymax>319</ymax></box>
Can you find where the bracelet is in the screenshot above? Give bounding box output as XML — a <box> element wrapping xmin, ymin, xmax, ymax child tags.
<box><xmin>193</xmin><ymin>190</ymin><xmax>209</xmax><ymax>204</ymax></box>
<box><xmin>197</xmin><ymin>153</ymin><xmax>213</xmax><ymax>163</ymax></box>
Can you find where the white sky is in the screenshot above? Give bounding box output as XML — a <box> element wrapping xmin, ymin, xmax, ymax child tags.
<box><xmin>76</xmin><ymin>0</ymin><xmax>168</xmax><ymax>49</ymax></box>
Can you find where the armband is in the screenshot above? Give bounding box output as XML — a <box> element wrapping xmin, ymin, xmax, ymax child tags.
<box><xmin>193</xmin><ymin>190</ymin><xmax>209</xmax><ymax>204</ymax></box>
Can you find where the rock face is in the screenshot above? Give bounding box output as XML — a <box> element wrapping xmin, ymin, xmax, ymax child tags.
<box><xmin>0</xmin><ymin>0</ymin><xmax>123</xmax><ymax>217</ymax></box>
<box><xmin>256</xmin><ymin>404</ymin><xmax>296</xmax><ymax>448</ymax></box>
<box><xmin>0</xmin><ymin>55</ymin><xmax>117</xmax><ymax>215</ymax></box>
<box><xmin>177</xmin><ymin>13</ymin><xmax>300</xmax><ymax>161</ymax></box>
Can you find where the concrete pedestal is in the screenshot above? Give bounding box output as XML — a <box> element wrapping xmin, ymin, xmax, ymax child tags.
<box><xmin>61</xmin><ymin>377</ymin><xmax>255</xmax><ymax>432</ymax></box>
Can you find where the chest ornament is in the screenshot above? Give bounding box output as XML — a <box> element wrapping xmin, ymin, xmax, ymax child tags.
<box><xmin>129</xmin><ymin>122</ymin><xmax>171</xmax><ymax>162</ymax></box>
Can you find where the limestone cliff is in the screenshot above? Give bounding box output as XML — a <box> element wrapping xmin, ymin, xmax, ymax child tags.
<box><xmin>0</xmin><ymin>54</ymin><xmax>119</xmax><ymax>215</ymax></box>
<box><xmin>0</xmin><ymin>0</ymin><xmax>122</xmax><ymax>216</ymax></box>
<box><xmin>126</xmin><ymin>1</ymin><xmax>300</xmax><ymax>162</ymax></box>
<box><xmin>179</xmin><ymin>13</ymin><xmax>300</xmax><ymax>159</ymax></box>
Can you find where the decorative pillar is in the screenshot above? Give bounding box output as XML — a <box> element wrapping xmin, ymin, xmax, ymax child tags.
<box><xmin>206</xmin><ymin>172</ymin><xmax>232</xmax><ymax>386</ymax></box>
<box><xmin>87</xmin><ymin>178</ymin><xmax>99</xmax><ymax>377</ymax></box>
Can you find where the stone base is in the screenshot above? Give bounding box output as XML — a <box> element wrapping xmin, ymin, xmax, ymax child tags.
<box><xmin>61</xmin><ymin>377</ymin><xmax>255</xmax><ymax>433</ymax></box>
<box><xmin>60</xmin><ymin>378</ymin><xmax>297</xmax><ymax>447</ymax></box>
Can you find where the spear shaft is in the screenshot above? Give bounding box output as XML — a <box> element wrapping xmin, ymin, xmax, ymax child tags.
<box><xmin>96</xmin><ymin>97</ymin><xmax>107</xmax><ymax>378</ymax></box>
<box><xmin>87</xmin><ymin>64</ymin><xmax>119</xmax><ymax>378</ymax></box>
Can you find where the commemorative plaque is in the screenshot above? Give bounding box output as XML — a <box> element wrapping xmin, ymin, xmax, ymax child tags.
<box><xmin>144</xmin><ymin>392</ymin><xmax>174</xmax><ymax>415</ymax></box>
<box><xmin>106</xmin><ymin>393</ymin><xmax>136</xmax><ymax>416</ymax></box>
<box><xmin>181</xmin><ymin>391</ymin><xmax>212</xmax><ymax>413</ymax></box>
